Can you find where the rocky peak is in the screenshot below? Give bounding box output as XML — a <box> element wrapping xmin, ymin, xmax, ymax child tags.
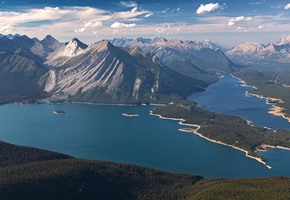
<box><xmin>41</xmin><ymin>35</ymin><xmax>62</xmax><ymax>51</ymax></box>
<box><xmin>276</xmin><ymin>36</ymin><xmax>290</xmax><ymax>45</ymax></box>
<box><xmin>232</xmin><ymin>42</ymin><xmax>265</xmax><ymax>53</ymax></box>
<box><xmin>66</xmin><ymin>38</ymin><xmax>88</xmax><ymax>50</ymax></box>
<box><xmin>89</xmin><ymin>39</ymin><xmax>113</xmax><ymax>52</ymax></box>
<box><xmin>152</xmin><ymin>37</ymin><xmax>168</xmax><ymax>44</ymax></box>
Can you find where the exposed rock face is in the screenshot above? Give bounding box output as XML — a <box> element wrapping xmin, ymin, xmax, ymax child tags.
<box><xmin>42</xmin><ymin>40</ymin><xmax>206</xmax><ymax>104</ymax></box>
<box><xmin>0</xmin><ymin>35</ymin><xmax>236</xmax><ymax>104</ymax></box>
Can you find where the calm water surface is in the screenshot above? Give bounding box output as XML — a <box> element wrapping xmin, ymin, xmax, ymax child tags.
<box><xmin>0</xmin><ymin>74</ymin><xmax>290</xmax><ymax>178</ymax></box>
<box><xmin>189</xmin><ymin>74</ymin><xmax>290</xmax><ymax>174</ymax></box>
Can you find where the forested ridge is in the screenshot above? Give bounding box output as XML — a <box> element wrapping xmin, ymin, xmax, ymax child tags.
<box><xmin>1</xmin><ymin>140</ymin><xmax>290</xmax><ymax>199</ymax></box>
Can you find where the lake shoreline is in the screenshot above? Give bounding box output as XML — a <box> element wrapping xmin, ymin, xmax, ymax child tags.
<box><xmin>150</xmin><ymin>111</ymin><xmax>274</xmax><ymax>169</ymax></box>
<box><xmin>246</xmin><ymin>92</ymin><xmax>290</xmax><ymax>123</ymax></box>
<box><xmin>231</xmin><ymin>74</ymin><xmax>290</xmax><ymax>123</ymax></box>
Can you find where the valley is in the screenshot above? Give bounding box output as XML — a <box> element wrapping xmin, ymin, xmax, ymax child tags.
<box><xmin>1</xmin><ymin>33</ymin><xmax>290</xmax><ymax>199</ymax></box>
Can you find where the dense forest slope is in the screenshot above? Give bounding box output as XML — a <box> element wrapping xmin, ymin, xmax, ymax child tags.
<box><xmin>1</xmin><ymin>141</ymin><xmax>290</xmax><ymax>200</ymax></box>
<box><xmin>151</xmin><ymin>102</ymin><xmax>290</xmax><ymax>165</ymax></box>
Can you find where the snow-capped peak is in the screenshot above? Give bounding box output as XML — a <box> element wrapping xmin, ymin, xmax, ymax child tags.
<box><xmin>231</xmin><ymin>42</ymin><xmax>265</xmax><ymax>53</ymax></box>
<box><xmin>276</xmin><ymin>36</ymin><xmax>290</xmax><ymax>45</ymax></box>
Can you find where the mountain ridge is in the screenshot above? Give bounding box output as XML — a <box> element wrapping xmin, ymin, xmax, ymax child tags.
<box><xmin>0</xmin><ymin>34</ymin><xmax>241</xmax><ymax>105</ymax></box>
<box><xmin>226</xmin><ymin>35</ymin><xmax>290</xmax><ymax>66</ymax></box>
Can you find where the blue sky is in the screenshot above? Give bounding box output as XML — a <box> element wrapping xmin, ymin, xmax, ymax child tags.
<box><xmin>1</xmin><ymin>0</ymin><xmax>290</xmax><ymax>46</ymax></box>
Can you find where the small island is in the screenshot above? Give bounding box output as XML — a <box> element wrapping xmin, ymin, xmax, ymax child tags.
<box><xmin>53</xmin><ymin>110</ymin><xmax>65</xmax><ymax>115</ymax></box>
<box><xmin>122</xmin><ymin>113</ymin><xmax>139</xmax><ymax>117</ymax></box>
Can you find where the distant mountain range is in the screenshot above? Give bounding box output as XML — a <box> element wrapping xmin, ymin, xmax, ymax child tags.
<box><xmin>111</xmin><ymin>37</ymin><xmax>236</xmax><ymax>74</ymax></box>
<box><xmin>226</xmin><ymin>36</ymin><xmax>290</xmax><ymax>66</ymax></box>
<box><xmin>0</xmin><ymin>34</ymin><xmax>241</xmax><ymax>104</ymax></box>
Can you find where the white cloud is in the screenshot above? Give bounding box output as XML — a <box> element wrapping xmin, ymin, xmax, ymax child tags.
<box><xmin>74</xmin><ymin>27</ymin><xmax>86</xmax><ymax>33</ymax></box>
<box><xmin>249</xmin><ymin>1</ymin><xmax>267</xmax><ymax>5</ymax></box>
<box><xmin>111</xmin><ymin>22</ymin><xmax>136</xmax><ymax>28</ymax></box>
<box><xmin>1</xmin><ymin>5</ymin><xmax>289</xmax><ymax>46</ymax></box>
<box><xmin>114</xmin><ymin>9</ymin><xmax>152</xmax><ymax>19</ymax></box>
<box><xmin>258</xmin><ymin>25</ymin><xmax>263</xmax><ymax>29</ymax></box>
<box><xmin>75</xmin><ymin>21</ymin><xmax>103</xmax><ymax>33</ymax></box>
<box><xmin>0</xmin><ymin>6</ymin><xmax>153</xmax><ymax>36</ymax></box>
<box><xmin>0</xmin><ymin>6</ymin><xmax>111</xmax><ymax>33</ymax></box>
<box><xmin>0</xmin><ymin>25</ymin><xmax>12</xmax><ymax>33</ymax></box>
<box><xmin>84</xmin><ymin>21</ymin><xmax>103</xmax><ymax>28</ymax></box>
<box><xmin>131</xmin><ymin>7</ymin><xmax>138</xmax><ymax>13</ymax></box>
<box><xmin>196</xmin><ymin>3</ymin><xmax>223</xmax><ymax>14</ymax></box>
<box><xmin>161</xmin><ymin>8</ymin><xmax>170</xmax><ymax>13</ymax></box>
<box><xmin>144</xmin><ymin>12</ymin><xmax>154</xmax><ymax>18</ymax></box>
<box><xmin>285</xmin><ymin>3</ymin><xmax>290</xmax><ymax>10</ymax></box>
<box><xmin>120</xmin><ymin>1</ymin><xmax>138</xmax><ymax>8</ymax></box>
<box><xmin>228</xmin><ymin>16</ymin><xmax>252</xmax><ymax>26</ymax></box>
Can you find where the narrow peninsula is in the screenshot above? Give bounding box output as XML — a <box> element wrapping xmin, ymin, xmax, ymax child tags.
<box><xmin>151</xmin><ymin>102</ymin><xmax>290</xmax><ymax>169</ymax></box>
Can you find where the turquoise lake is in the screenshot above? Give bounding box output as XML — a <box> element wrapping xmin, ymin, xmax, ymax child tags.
<box><xmin>0</xmin><ymin>74</ymin><xmax>290</xmax><ymax>178</ymax></box>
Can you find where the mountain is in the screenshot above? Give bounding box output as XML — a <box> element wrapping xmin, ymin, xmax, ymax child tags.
<box><xmin>46</xmin><ymin>38</ymin><xmax>87</xmax><ymax>66</ymax></box>
<box><xmin>42</xmin><ymin>40</ymin><xmax>210</xmax><ymax>104</ymax></box>
<box><xmin>40</xmin><ymin>35</ymin><xmax>63</xmax><ymax>53</ymax></box>
<box><xmin>0</xmin><ymin>33</ymin><xmax>21</xmax><ymax>39</ymax></box>
<box><xmin>198</xmin><ymin>39</ymin><xmax>228</xmax><ymax>51</ymax></box>
<box><xmin>111</xmin><ymin>37</ymin><xmax>227</xmax><ymax>51</ymax></box>
<box><xmin>0</xmin><ymin>35</ymin><xmax>58</xmax><ymax>59</ymax></box>
<box><xmin>0</xmin><ymin>51</ymin><xmax>48</xmax><ymax>104</ymax></box>
<box><xmin>227</xmin><ymin>36</ymin><xmax>290</xmax><ymax>66</ymax></box>
<box><xmin>111</xmin><ymin>37</ymin><xmax>237</xmax><ymax>77</ymax></box>
<box><xmin>0</xmin><ymin>34</ymin><xmax>238</xmax><ymax>104</ymax></box>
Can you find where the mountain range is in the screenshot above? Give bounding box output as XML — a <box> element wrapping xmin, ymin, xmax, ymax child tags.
<box><xmin>5</xmin><ymin>33</ymin><xmax>290</xmax><ymax>105</ymax></box>
<box><xmin>8</xmin><ymin>33</ymin><xmax>290</xmax><ymax>105</ymax></box>
<box><xmin>0</xmin><ymin>34</ymin><xmax>242</xmax><ymax>105</ymax></box>
<box><xmin>226</xmin><ymin>36</ymin><xmax>290</xmax><ymax>66</ymax></box>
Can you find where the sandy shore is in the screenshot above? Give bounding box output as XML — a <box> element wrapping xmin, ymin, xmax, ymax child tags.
<box><xmin>231</xmin><ymin>74</ymin><xmax>290</xmax><ymax>123</ymax></box>
<box><xmin>258</xmin><ymin>144</ymin><xmax>290</xmax><ymax>151</ymax></box>
<box><xmin>246</xmin><ymin>92</ymin><xmax>290</xmax><ymax>123</ymax></box>
<box><xmin>230</xmin><ymin>74</ymin><xmax>258</xmax><ymax>89</ymax></box>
